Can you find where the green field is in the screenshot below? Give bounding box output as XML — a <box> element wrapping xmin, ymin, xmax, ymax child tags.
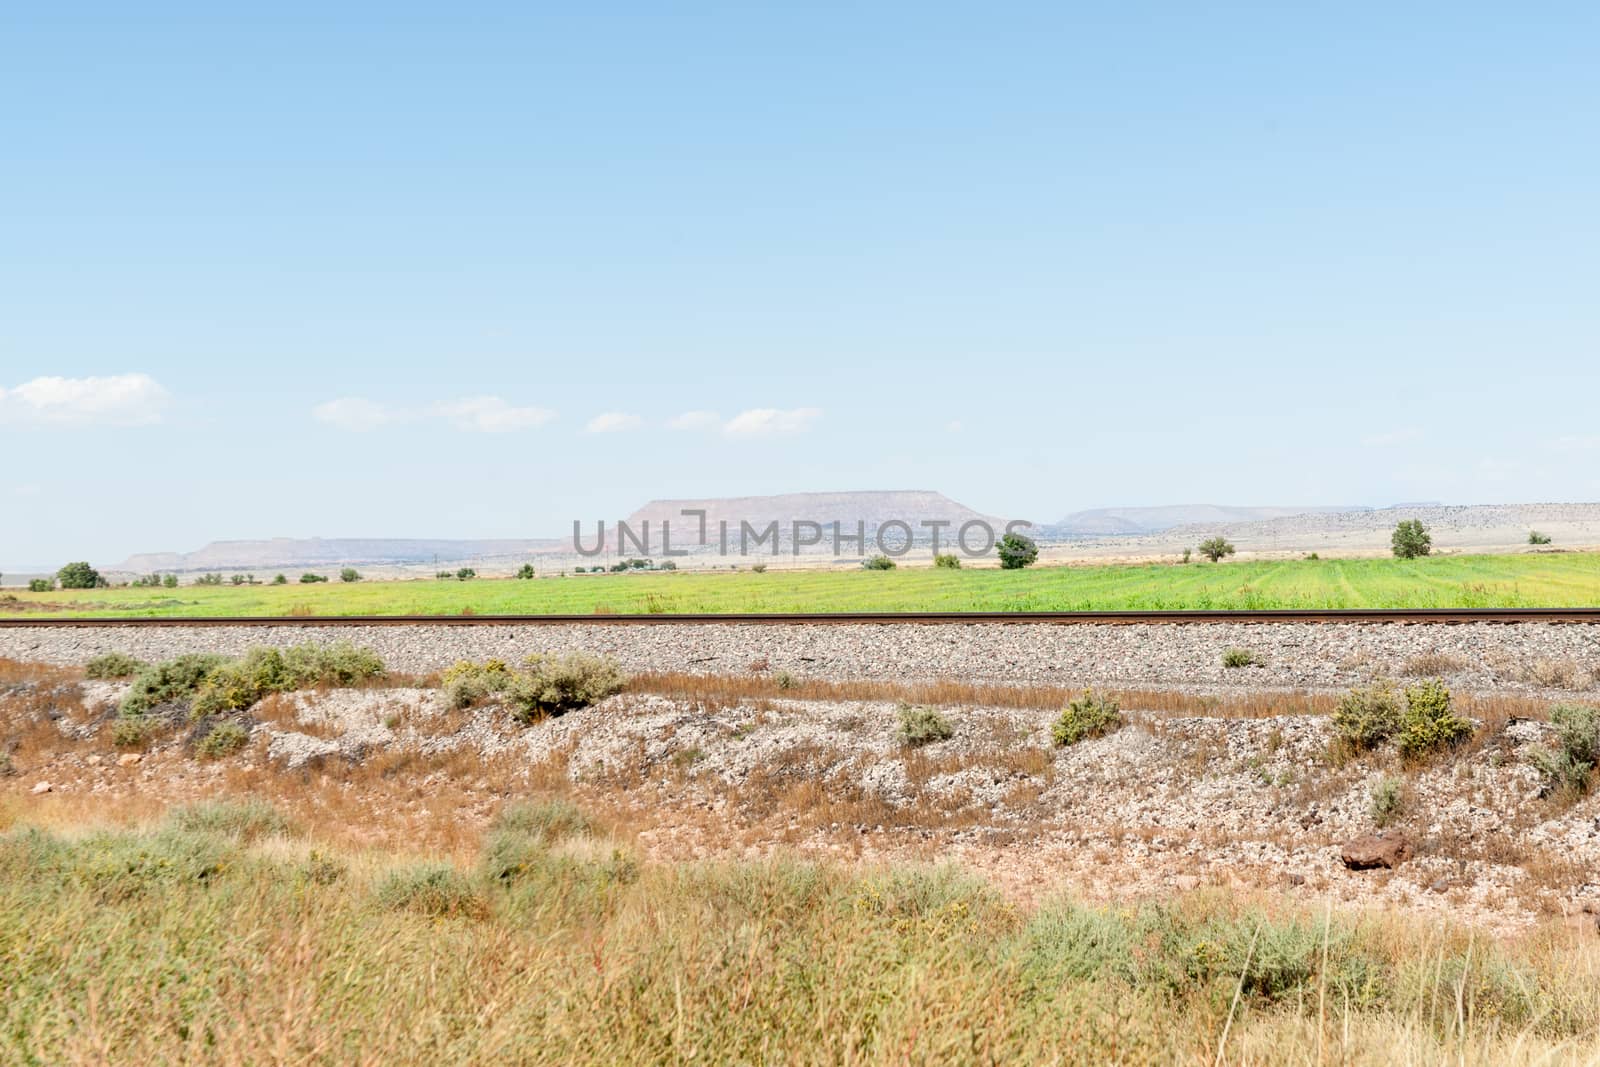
<box><xmin>8</xmin><ymin>552</ymin><xmax>1600</xmax><ymax>617</ymax></box>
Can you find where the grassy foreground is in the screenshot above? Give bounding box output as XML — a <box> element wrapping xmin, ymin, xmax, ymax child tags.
<box><xmin>10</xmin><ymin>552</ymin><xmax>1600</xmax><ymax>617</ymax></box>
<box><xmin>1</xmin><ymin>802</ymin><xmax>1598</xmax><ymax>1064</ymax></box>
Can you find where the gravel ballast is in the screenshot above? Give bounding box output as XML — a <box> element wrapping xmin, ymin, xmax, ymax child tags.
<box><xmin>3</xmin><ymin>621</ymin><xmax>1599</xmax><ymax>693</ymax></box>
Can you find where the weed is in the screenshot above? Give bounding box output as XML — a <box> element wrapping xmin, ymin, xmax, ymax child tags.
<box><xmin>1051</xmin><ymin>690</ymin><xmax>1122</xmax><ymax>747</ymax></box>
<box><xmin>1221</xmin><ymin>647</ymin><xmax>1262</xmax><ymax>669</ymax></box>
<box><xmin>1369</xmin><ymin>776</ymin><xmax>1405</xmax><ymax>826</ymax></box>
<box><xmin>897</xmin><ymin>703</ymin><xmax>954</xmax><ymax>747</ymax></box>
<box><xmin>1529</xmin><ymin>703</ymin><xmax>1600</xmax><ymax>798</ymax></box>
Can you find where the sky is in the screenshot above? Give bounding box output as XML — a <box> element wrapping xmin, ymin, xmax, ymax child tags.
<box><xmin>3</xmin><ymin>3</ymin><xmax>1598</xmax><ymax>566</ymax></box>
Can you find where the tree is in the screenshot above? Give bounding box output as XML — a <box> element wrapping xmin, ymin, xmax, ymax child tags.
<box><xmin>997</xmin><ymin>532</ymin><xmax>1039</xmax><ymax>570</ymax></box>
<box><xmin>163</xmin><ymin>574</ymin><xmax>179</xmax><ymax>588</ymax></box>
<box><xmin>1529</xmin><ymin>531</ymin><xmax>1552</xmax><ymax>546</ymax></box>
<box><xmin>1391</xmin><ymin>520</ymin><xmax>1432</xmax><ymax>559</ymax></box>
<box><xmin>934</xmin><ymin>553</ymin><xmax>961</xmax><ymax>569</ymax></box>
<box><xmin>340</xmin><ymin>568</ymin><xmax>362</xmax><ymax>583</ymax></box>
<box><xmin>862</xmin><ymin>554</ymin><xmax>897</xmax><ymax>570</ymax></box>
<box><xmin>1197</xmin><ymin>537</ymin><xmax>1235</xmax><ymax>563</ymax></box>
<box><xmin>56</xmin><ymin>561</ymin><xmax>101</xmax><ymax>590</ymax></box>
<box><xmin>272</xmin><ymin>574</ymin><xmax>288</xmax><ymax>585</ymax></box>
<box><xmin>28</xmin><ymin>578</ymin><xmax>54</xmax><ymax>593</ymax></box>
<box><xmin>515</xmin><ymin>563</ymin><xmax>536</xmax><ymax>579</ymax></box>
<box><xmin>456</xmin><ymin>567</ymin><xmax>477</xmax><ymax>581</ymax></box>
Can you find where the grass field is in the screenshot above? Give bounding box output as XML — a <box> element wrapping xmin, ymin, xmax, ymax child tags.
<box><xmin>2</xmin><ymin>802</ymin><xmax>1596</xmax><ymax>1064</ymax></box>
<box><xmin>8</xmin><ymin>552</ymin><xmax>1600</xmax><ymax>617</ymax></box>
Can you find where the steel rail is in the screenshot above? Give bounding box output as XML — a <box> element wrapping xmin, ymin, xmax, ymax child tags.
<box><xmin>3</xmin><ymin>608</ymin><xmax>1600</xmax><ymax>627</ymax></box>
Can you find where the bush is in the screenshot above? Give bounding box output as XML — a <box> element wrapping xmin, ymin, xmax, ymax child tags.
<box><xmin>162</xmin><ymin>574</ymin><xmax>179</xmax><ymax>588</ymax></box>
<box><xmin>1052</xmin><ymin>690</ymin><xmax>1122</xmax><ymax>747</ymax></box>
<box><xmin>1391</xmin><ymin>520</ymin><xmax>1432</xmax><ymax>559</ymax></box>
<box><xmin>751</xmin><ymin>563</ymin><xmax>768</xmax><ymax>573</ymax></box>
<box><xmin>120</xmin><ymin>653</ymin><xmax>230</xmax><ymax>716</ymax></box>
<box><xmin>56</xmin><ymin>562</ymin><xmax>101</xmax><ymax>590</ymax></box>
<box><xmin>1180</xmin><ymin>549</ymin><xmax>1191</xmax><ymax>563</ymax></box>
<box><xmin>456</xmin><ymin>567</ymin><xmax>477</xmax><ymax>581</ymax></box>
<box><xmin>299</xmin><ymin>573</ymin><xmax>327</xmax><ymax>584</ymax></box>
<box><xmin>340</xmin><ymin>568</ymin><xmax>362</xmax><ymax>583</ymax></box>
<box><xmin>27</xmin><ymin>578</ymin><xmax>54</xmax><ymax>593</ymax></box>
<box><xmin>934</xmin><ymin>553</ymin><xmax>961</xmax><ymax>569</ymax></box>
<box><xmin>194</xmin><ymin>720</ymin><xmax>250</xmax><ymax>759</ymax></box>
<box><xmin>1369</xmin><ymin>776</ymin><xmax>1405</xmax><ymax>827</ymax></box>
<box><xmin>1197</xmin><ymin>537</ymin><xmax>1235</xmax><ymax>563</ymax></box>
<box><xmin>375</xmin><ymin>863</ymin><xmax>486</xmax><ymax>919</ymax></box>
<box><xmin>441</xmin><ymin>659</ymin><xmax>514</xmax><ymax>709</ymax></box>
<box><xmin>1221</xmin><ymin>648</ymin><xmax>1262</xmax><ymax>669</ymax></box>
<box><xmin>997</xmin><ymin>532</ymin><xmax>1039</xmax><ymax>570</ymax></box>
<box><xmin>506</xmin><ymin>653</ymin><xmax>626</xmax><ymax>723</ymax></box>
<box><xmin>110</xmin><ymin>717</ymin><xmax>152</xmax><ymax>748</ymax></box>
<box><xmin>271</xmin><ymin>574</ymin><xmax>287</xmax><ymax>585</ymax></box>
<box><xmin>190</xmin><ymin>642</ymin><xmax>386</xmax><ymax>716</ymax></box>
<box><xmin>773</xmin><ymin>670</ymin><xmax>798</xmax><ymax>691</ymax></box>
<box><xmin>480</xmin><ymin>800</ymin><xmax>595</xmax><ymax>883</ymax></box>
<box><xmin>1529</xmin><ymin>703</ymin><xmax>1600</xmax><ymax>798</ymax></box>
<box><xmin>862</xmin><ymin>555</ymin><xmax>897</xmax><ymax>570</ymax></box>
<box><xmin>897</xmin><ymin>703</ymin><xmax>954</xmax><ymax>747</ymax></box>
<box><xmin>1528</xmin><ymin>530</ymin><xmax>1552</xmax><ymax>545</ymax></box>
<box><xmin>1332</xmin><ymin>682</ymin><xmax>1403</xmax><ymax>752</ymax></box>
<box><xmin>516</xmin><ymin>564</ymin><xmax>536</xmax><ymax>579</ymax></box>
<box><xmin>194</xmin><ymin>573</ymin><xmax>224</xmax><ymax>586</ymax></box>
<box><xmin>85</xmin><ymin>651</ymin><xmax>146</xmax><ymax>680</ymax></box>
<box><xmin>658</xmin><ymin>560</ymin><xmax>677</xmax><ymax>571</ymax></box>
<box><xmin>1395</xmin><ymin>679</ymin><xmax>1472</xmax><ymax>760</ymax></box>
<box><xmin>166</xmin><ymin>799</ymin><xmax>290</xmax><ymax>842</ymax></box>
<box><xmin>230</xmin><ymin>574</ymin><xmax>248</xmax><ymax>585</ymax></box>
<box><xmin>436</xmin><ymin>571</ymin><xmax>454</xmax><ymax>579</ymax></box>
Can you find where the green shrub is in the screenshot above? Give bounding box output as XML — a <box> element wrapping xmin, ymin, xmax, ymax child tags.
<box><xmin>1181</xmin><ymin>548</ymin><xmax>1192</xmax><ymax>563</ymax></box>
<box><xmin>1369</xmin><ymin>776</ymin><xmax>1405</xmax><ymax>827</ymax></box>
<box><xmin>84</xmin><ymin>651</ymin><xmax>147</xmax><ymax>680</ymax></box>
<box><xmin>162</xmin><ymin>573</ymin><xmax>179</xmax><ymax>588</ymax></box>
<box><xmin>27</xmin><ymin>578</ymin><xmax>54</xmax><ymax>593</ymax></box>
<box><xmin>375</xmin><ymin>863</ymin><xmax>486</xmax><ymax>919</ymax></box>
<box><xmin>1332</xmin><ymin>682</ymin><xmax>1403</xmax><ymax>752</ymax></box>
<box><xmin>658</xmin><ymin>560</ymin><xmax>677</xmax><ymax>571</ymax></box>
<box><xmin>1529</xmin><ymin>703</ymin><xmax>1600</xmax><ymax>798</ymax></box>
<box><xmin>773</xmin><ymin>670</ymin><xmax>798</xmax><ymax>691</ymax></box>
<box><xmin>120</xmin><ymin>653</ymin><xmax>229</xmax><ymax>716</ymax></box>
<box><xmin>934</xmin><ymin>553</ymin><xmax>961</xmax><ymax>569</ymax></box>
<box><xmin>1052</xmin><ymin>690</ymin><xmax>1122</xmax><ymax>747</ymax></box>
<box><xmin>751</xmin><ymin>563</ymin><xmax>768</xmax><ymax>573</ymax></box>
<box><xmin>194</xmin><ymin>572</ymin><xmax>225</xmax><ymax>586</ymax></box>
<box><xmin>165</xmin><ymin>799</ymin><xmax>290</xmax><ymax>842</ymax></box>
<box><xmin>480</xmin><ymin>800</ymin><xmax>595</xmax><ymax>883</ymax></box>
<box><xmin>299</xmin><ymin>573</ymin><xmax>327</xmax><ymax>584</ymax></box>
<box><xmin>1305</xmin><ymin>552</ymin><xmax>1320</xmax><ymax>560</ymax></box>
<box><xmin>1395</xmin><ymin>679</ymin><xmax>1472</xmax><ymax>760</ymax></box>
<box><xmin>515</xmin><ymin>564</ymin><xmax>536</xmax><ymax>579</ymax></box>
<box><xmin>456</xmin><ymin>567</ymin><xmax>477</xmax><ymax>581</ymax></box>
<box><xmin>1391</xmin><ymin>520</ymin><xmax>1432</xmax><ymax>559</ymax></box>
<box><xmin>194</xmin><ymin>720</ymin><xmax>250</xmax><ymax>759</ymax></box>
<box><xmin>997</xmin><ymin>532</ymin><xmax>1039</xmax><ymax>570</ymax></box>
<box><xmin>897</xmin><ymin>703</ymin><xmax>954</xmax><ymax>747</ymax></box>
<box><xmin>1221</xmin><ymin>647</ymin><xmax>1262</xmax><ymax>669</ymax></box>
<box><xmin>230</xmin><ymin>573</ymin><xmax>248</xmax><ymax>585</ymax></box>
<box><xmin>340</xmin><ymin>568</ymin><xmax>362</xmax><ymax>583</ymax></box>
<box><xmin>271</xmin><ymin>573</ymin><xmax>287</xmax><ymax>585</ymax></box>
<box><xmin>110</xmin><ymin>717</ymin><xmax>152</xmax><ymax>748</ymax></box>
<box><xmin>191</xmin><ymin>642</ymin><xmax>385</xmax><ymax>716</ymax></box>
<box><xmin>1197</xmin><ymin>537</ymin><xmax>1235</xmax><ymax>563</ymax></box>
<box><xmin>862</xmin><ymin>555</ymin><xmax>897</xmax><ymax>570</ymax></box>
<box><xmin>441</xmin><ymin>659</ymin><xmax>515</xmax><ymax>709</ymax></box>
<box><xmin>506</xmin><ymin>653</ymin><xmax>626</xmax><ymax>723</ymax></box>
<box><xmin>56</xmin><ymin>561</ymin><xmax>102</xmax><ymax>589</ymax></box>
<box><xmin>1528</xmin><ymin>531</ymin><xmax>1552</xmax><ymax>546</ymax></box>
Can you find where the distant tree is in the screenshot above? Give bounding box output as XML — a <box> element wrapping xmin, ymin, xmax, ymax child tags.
<box><xmin>339</xmin><ymin>568</ymin><xmax>362</xmax><ymax>583</ymax></box>
<box><xmin>1181</xmin><ymin>549</ymin><xmax>1192</xmax><ymax>564</ymax></box>
<box><xmin>863</xmin><ymin>554</ymin><xmax>897</xmax><ymax>570</ymax></box>
<box><xmin>608</xmin><ymin>562</ymin><xmax>629</xmax><ymax>573</ymax></box>
<box><xmin>163</xmin><ymin>574</ymin><xmax>179</xmax><ymax>588</ymax></box>
<box><xmin>751</xmin><ymin>563</ymin><xmax>768</xmax><ymax>573</ymax></box>
<box><xmin>456</xmin><ymin>567</ymin><xmax>477</xmax><ymax>581</ymax></box>
<box><xmin>272</xmin><ymin>573</ymin><xmax>288</xmax><ymax>585</ymax></box>
<box><xmin>230</xmin><ymin>574</ymin><xmax>248</xmax><ymax>586</ymax></box>
<box><xmin>997</xmin><ymin>532</ymin><xmax>1039</xmax><ymax>570</ymax></box>
<box><xmin>1197</xmin><ymin>537</ymin><xmax>1236</xmax><ymax>563</ymax></box>
<box><xmin>300</xmin><ymin>573</ymin><xmax>328</xmax><ymax>584</ymax></box>
<box><xmin>1391</xmin><ymin>520</ymin><xmax>1432</xmax><ymax>559</ymax></box>
<box><xmin>515</xmin><ymin>563</ymin><xmax>536</xmax><ymax>579</ymax></box>
<box><xmin>436</xmin><ymin>571</ymin><xmax>454</xmax><ymax>579</ymax></box>
<box><xmin>56</xmin><ymin>561</ymin><xmax>101</xmax><ymax>590</ymax></box>
<box><xmin>657</xmin><ymin>560</ymin><xmax>677</xmax><ymax>571</ymax></box>
<box><xmin>1528</xmin><ymin>530</ymin><xmax>1552</xmax><ymax>546</ymax></box>
<box><xmin>934</xmin><ymin>553</ymin><xmax>961</xmax><ymax>569</ymax></box>
<box><xmin>194</xmin><ymin>573</ymin><xmax>225</xmax><ymax>586</ymax></box>
<box><xmin>28</xmin><ymin>578</ymin><xmax>55</xmax><ymax>593</ymax></box>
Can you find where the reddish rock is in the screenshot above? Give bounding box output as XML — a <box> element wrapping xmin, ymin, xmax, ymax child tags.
<box><xmin>1340</xmin><ymin>831</ymin><xmax>1413</xmax><ymax>870</ymax></box>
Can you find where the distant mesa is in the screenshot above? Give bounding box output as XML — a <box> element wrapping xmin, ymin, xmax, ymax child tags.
<box><xmin>1044</xmin><ymin>505</ymin><xmax>1368</xmax><ymax>538</ymax></box>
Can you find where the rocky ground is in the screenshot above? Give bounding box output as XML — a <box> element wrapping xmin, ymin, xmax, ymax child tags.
<box><xmin>4</xmin><ymin>659</ymin><xmax>1598</xmax><ymax>940</ymax></box>
<box><xmin>4</xmin><ymin>621</ymin><xmax>1600</xmax><ymax>694</ymax></box>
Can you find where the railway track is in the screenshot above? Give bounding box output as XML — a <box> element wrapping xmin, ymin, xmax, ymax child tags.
<box><xmin>3</xmin><ymin>608</ymin><xmax>1600</xmax><ymax>627</ymax></box>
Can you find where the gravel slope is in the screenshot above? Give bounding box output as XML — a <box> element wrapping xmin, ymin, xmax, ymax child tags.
<box><xmin>3</xmin><ymin>621</ymin><xmax>1599</xmax><ymax>693</ymax></box>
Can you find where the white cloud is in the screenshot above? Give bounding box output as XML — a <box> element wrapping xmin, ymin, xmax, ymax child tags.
<box><xmin>585</xmin><ymin>412</ymin><xmax>644</xmax><ymax>433</ymax></box>
<box><xmin>723</xmin><ymin>407</ymin><xmax>823</xmax><ymax>437</ymax></box>
<box><xmin>667</xmin><ymin>410</ymin><xmax>721</xmax><ymax>431</ymax></box>
<box><xmin>313</xmin><ymin>397</ymin><xmax>405</xmax><ymax>432</ymax></box>
<box><xmin>434</xmin><ymin>396</ymin><xmax>555</xmax><ymax>433</ymax></box>
<box><xmin>1361</xmin><ymin>427</ymin><xmax>1424</xmax><ymax>447</ymax></box>
<box><xmin>0</xmin><ymin>373</ymin><xmax>169</xmax><ymax>427</ymax></box>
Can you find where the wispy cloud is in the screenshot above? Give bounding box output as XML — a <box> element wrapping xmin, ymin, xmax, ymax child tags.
<box><xmin>314</xmin><ymin>395</ymin><xmax>554</xmax><ymax>433</ymax></box>
<box><xmin>0</xmin><ymin>373</ymin><xmax>170</xmax><ymax>427</ymax></box>
<box><xmin>723</xmin><ymin>407</ymin><xmax>823</xmax><ymax>437</ymax></box>
<box><xmin>1361</xmin><ymin>427</ymin><xmax>1424</xmax><ymax>447</ymax></box>
<box><xmin>667</xmin><ymin>410</ymin><xmax>721</xmax><ymax>431</ymax></box>
<box><xmin>12</xmin><ymin>483</ymin><xmax>41</xmax><ymax>498</ymax></box>
<box><xmin>434</xmin><ymin>396</ymin><xmax>555</xmax><ymax>433</ymax></box>
<box><xmin>313</xmin><ymin>397</ymin><xmax>405</xmax><ymax>432</ymax></box>
<box><xmin>585</xmin><ymin>412</ymin><xmax>644</xmax><ymax>433</ymax></box>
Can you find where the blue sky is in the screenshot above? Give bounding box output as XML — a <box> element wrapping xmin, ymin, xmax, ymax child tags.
<box><xmin>3</xmin><ymin>3</ymin><xmax>1598</xmax><ymax>566</ymax></box>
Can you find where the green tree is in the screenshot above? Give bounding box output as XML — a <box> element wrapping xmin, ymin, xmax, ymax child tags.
<box><xmin>1528</xmin><ymin>530</ymin><xmax>1552</xmax><ymax>546</ymax></box>
<box><xmin>1197</xmin><ymin>537</ymin><xmax>1235</xmax><ymax>563</ymax></box>
<box><xmin>56</xmin><ymin>561</ymin><xmax>102</xmax><ymax>589</ymax></box>
<box><xmin>456</xmin><ymin>567</ymin><xmax>477</xmax><ymax>581</ymax></box>
<box><xmin>515</xmin><ymin>564</ymin><xmax>536</xmax><ymax>579</ymax></box>
<box><xmin>340</xmin><ymin>568</ymin><xmax>362</xmax><ymax>583</ymax></box>
<box><xmin>996</xmin><ymin>532</ymin><xmax>1039</xmax><ymax>570</ymax></box>
<box><xmin>1391</xmin><ymin>520</ymin><xmax>1432</xmax><ymax>559</ymax></box>
<box><xmin>934</xmin><ymin>553</ymin><xmax>961</xmax><ymax>569</ymax></box>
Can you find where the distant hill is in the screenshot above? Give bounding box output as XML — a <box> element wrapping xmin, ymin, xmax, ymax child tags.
<box><xmin>1046</xmin><ymin>504</ymin><xmax>1368</xmax><ymax>537</ymax></box>
<box><xmin>117</xmin><ymin>537</ymin><xmax>560</xmax><ymax>573</ymax></box>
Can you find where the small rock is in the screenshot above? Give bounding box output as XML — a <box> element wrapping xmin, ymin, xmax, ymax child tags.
<box><xmin>86</xmin><ymin>754</ymin><xmax>102</xmax><ymax>766</ymax></box>
<box><xmin>1340</xmin><ymin>831</ymin><xmax>1414</xmax><ymax>870</ymax></box>
<box><xmin>30</xmin><ymin>781</ymin><xmax>52</xmax><ymax>796</ymax></box>
<box><xmin>117</xmin><ymin>753</ymin><xmax>142</xmax><ymax>767</ymax></box>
